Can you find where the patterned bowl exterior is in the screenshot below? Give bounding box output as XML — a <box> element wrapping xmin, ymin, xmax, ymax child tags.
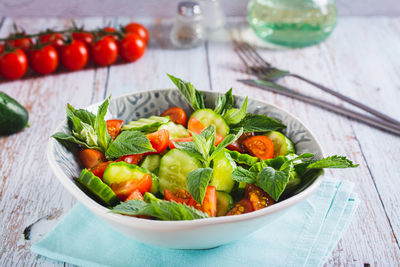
<box><xmin>51</xmin><ymin>89</ymin><xmax>323</xmax><ymax>181</ymax></box>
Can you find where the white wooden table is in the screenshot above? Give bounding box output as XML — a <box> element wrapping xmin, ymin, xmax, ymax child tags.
<box><xmin>0</xmin><ymin>17</ymin><xmax>399</xmax><ymax>266</ymax></box>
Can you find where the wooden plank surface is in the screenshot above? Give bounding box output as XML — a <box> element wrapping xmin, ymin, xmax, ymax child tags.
<box><xmin>0</xmin><ymin>16</ymin><xmax>399</xmax><ymax>266</ymax></box>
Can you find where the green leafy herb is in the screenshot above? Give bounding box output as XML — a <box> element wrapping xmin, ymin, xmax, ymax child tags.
<box><xmin>110</xmin><ymin>199</ymin><xmax>209</xmax><ymax>220</ymax></box>
<box><xmin>172</xmin><ymin>141</ymin><xmax>205</xmax><ymax>162</ymax></box>
<box><xmin>225</xmin><ymin>149</ymin><xmax>259</xmax><ymax>166</ymax></box>
<box><xmin>94</xmin><ymin>97</ymin><xmax>112</xmax><ymax>152</ymax></box>
<box><xmin>223</xmin><ymin>97</ymin><xmax>248</xmax><ymax>125</ymax></box>
<box><xmin>232</xmin><ymin>167</ymin><xmax>257</xmax><ymax>183</ymax></box>
<box><xmin>306</xmin><ymin>155</ymin><xmax>359</xmax><ymax>169</ymax></box>
<box><xmin>167</xmin><ymin>74</ymin><xmax>205</xmax><ymax>110</ymax></box>
<box><xmin>214</xmin><ymin>88</ymin><xmax>234</xmax><ymax>115</ymax></box>
<box><xmin>105</xmin><ymin>131</ymin><xmax>155</xmax><ymax>160</ymax></box>
<box><xmin>257</xmin><ymin>167</ymin><xmax>289</xmax><ymax>201</ymax></box>
<box><xmin>51</xmin><ymin>132</ymin><xmax>101</xmax><ymax>150</ymax></box>
<box><xmin>209</xmin><ymin>128</ymin><xmax>243</xmax><ymax>161</ymax></box>
<box><xmin>230</xmin><ymin>114</ymin><xmax>285</xmax><ymax>133</ymax></box>
<box><xmin>186</xmin><ymin>168</ymin><xmax>213</xmax><ymax>204</ymax></box>
<box><xmin>279</xmin><ymin>153</ymin><xmax>315</xmax><ymax>171</ymax></box>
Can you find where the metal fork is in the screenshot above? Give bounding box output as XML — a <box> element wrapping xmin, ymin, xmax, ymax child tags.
<box><xmin>234</xmin><ymin>41</ymin><xmax>400</xmax><ymax>127</ymax></box>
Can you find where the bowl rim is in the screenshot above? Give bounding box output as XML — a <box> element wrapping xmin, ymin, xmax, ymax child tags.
<box><xmin>47</xmin><ymin>88</ymin><xmax>325</xmax><ymax>231</ymax></box>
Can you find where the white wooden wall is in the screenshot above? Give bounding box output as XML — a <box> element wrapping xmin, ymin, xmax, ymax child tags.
<box><xmin>0</xmin><ymin>0</ymin><xmax>399</xmax><ymax>17</ymax></box>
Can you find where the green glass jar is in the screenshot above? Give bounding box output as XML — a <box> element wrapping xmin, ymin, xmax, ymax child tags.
<box><xmin>247</xmin><ymin>0</ymin><xmax>337</xmax><ymax>47</ymax></box>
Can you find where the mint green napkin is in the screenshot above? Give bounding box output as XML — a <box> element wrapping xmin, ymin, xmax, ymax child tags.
<box><xmin>31</xmin><ymin>179</ymin><xmax>359</xmax><ymax>267</ymax></box>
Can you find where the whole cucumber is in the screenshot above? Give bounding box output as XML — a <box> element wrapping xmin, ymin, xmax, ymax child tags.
<box><xmin>0</xmin><ymin>92</ymin><xmax>29</xmax><ymax>135</ymax></box>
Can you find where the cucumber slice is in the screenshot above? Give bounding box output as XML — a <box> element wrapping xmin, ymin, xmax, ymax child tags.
<box><xmin>158</xmin><ymin>149</ymin><xmax>202</xmax><ymax>195</ymax></box>
<box><xmin>159</xmin><ymin>121</ymin><xmax>190</xmax><ymax>139</ymax></box>
<box><xmin>77</xmin><ymin>169</ymin><xmax>120</xmax><ymax>207</ymax></box>
<box><xmin>210</xmin><ymin>150</ymin><xmax>236</xmax><ymax>193</ymax></box>
<box><xmin>140</xmin><ymin>154</ymin><xmax>161</xmax><ymax>173</ymax></box>
<box><xmin>191</xmin><ymin>109</ymin><xmax>229</xmax><ymax>137</ymax></box>
<box><xmin>264</xmin><ymin>131</ymin><xmax>295</xmax><ymax>157</ymax></box>
<box><xmin>103</xmin><ymin>162</ymin><xmax>148</xmax><ymax>185</ymax></box>
<box><xmin>121</xmin><ymin>116</ymin><xmax>169</xmax><ymax>132</ymax></box>
<box><xmin>225</xmin><ymin>149</ymin><xmax>259</xmax><ymax>166</ymax></box>
<box><xmin>149</xmin><ymin>174</ymin><xmax>160</xmax><ymax>195</ymax></box>
<box><xmin>216</xmin><ymin>191</ymin><xmax>234</xmax><ymax>216</ymax></box>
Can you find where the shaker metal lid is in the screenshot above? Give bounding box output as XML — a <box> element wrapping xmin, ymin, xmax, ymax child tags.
<box><xmin>178</xmin><ymin>1</ymin><xmax>201</xmax><ymax>16</ymax></box>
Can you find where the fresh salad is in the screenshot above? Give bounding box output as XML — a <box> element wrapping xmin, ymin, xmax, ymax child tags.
<box><xmin>53</xmin><ymin>74</ymin><xmax>358</xmax><ymax>221</ymax></box>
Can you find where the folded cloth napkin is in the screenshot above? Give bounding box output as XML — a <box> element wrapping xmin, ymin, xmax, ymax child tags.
<box><xmin>31</xmin><ymin>178</ymin><xmax>359</xmax><ymax>267</ymax></box>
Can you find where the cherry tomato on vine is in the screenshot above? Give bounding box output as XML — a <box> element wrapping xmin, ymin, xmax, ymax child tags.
<box><xmin>6</xmin><ymin>35</ymin><xmax>33</xmax><ymax>51</ymax></box>
<box><xmin>0</xmin><ymin>49</ymin><xmax>28</xmax><ymax>80</ymax></box>
<box><xmin>29</xmin><ymin>45</ymin><xmax>59</xmax><ymax>75</ymax></box>
<box><xmin>124</xmin><ymin>23</ymin><xmax>149</xmax><ymax>44</ymax></box>
<box><xmin>0</xmin><ymin>44</ymin><xmax>4</xmax><ymax>54</ymax></box>
<box><xmin>118</xmin><ymin>33</ymin><xmax>146</xmax><ymax>62</ymax></box>
<box><xmin>60</xmin><ymin>40</ymin><xmax>88</xmax><ymax>71</ymax></box>
<box><xmin>39</xmin><ymin>33</ymin><xmax>65</xmax><ymax>50</ymax></box>
<box><xmin>100</xmin><ymin>27</ymin><xmax>118</xmax><ymax>40</ymax></box>
<box><xmin>90</xmin><ymin>36</ymin><xmax>118</xmax><ymax>66</ymax></box>
<box><xmin>71</xmin><ymin>32</ymin><xmax>94</xmax><ymax>47</ymax></box>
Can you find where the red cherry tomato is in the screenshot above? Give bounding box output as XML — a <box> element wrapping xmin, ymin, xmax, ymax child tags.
<box><xmin>243</xmin><ymin>135</ymin><xmax>274</xmax><ymax>160</ymax></box>
<box><xmin>106</xmin><ymin>119</ymin><xmax>124</xmax><ymax>140</ymax></box>
<box><xmin>60</xmin><ymin>40</ymin><xmax>88</xmax><ymax>71</ymax></box>
<box><xmin>164</xmin><ymin>188</ymin><xmax>195</xmax><ymax>206</ymax></box>
<box><xmin>0</xmin><ymin>44</ymin><xmax>4</xmax><ymax>54</ymax></box>
<box><xmin>90</xmin><ymin>36</ymin><xmax>118</xmax><ymax>66</ymax></box>
<box><xmin>146</xmin><ymin>129</ymin><xmax>169</xmax><ymax>154</ymax></box>
<box><xmin>89</xmin><ymin>161</ymin><xmax>111</xmax><ymax>180</ymax></box>
<box><xmin>226</xmin><ymin>199</ymin><xmax>254</xmax><ymax>216</ymax></box>
<box><xmin>125</xmin><ymin>189</ymin><xmax>144</xmax><ymax>202</ymax></box>
<box><xmin>118</xmin><ymin>33</ymin><xmax>146</xmax><ymax>62</ymax></box>
<box><xmin>161</xmin><ymin>107</ymin><xmax>187</xmax><ymax>126</ymax></box>
<box><xmin>124</xmin><ymin>23</ymin><xmax>149</xmax><ymax>44</ymax></box>
<box><xmin>187</xmin><ymin>117</ymin><xmax>224</xmax><ymax>145</ymax></box>
<box><xmin>116</xmin><ymin>154</ymin><xmax>144</xmax><ymax>165</ymax></box>
<box><xmin>0</xmin><ymin>49</ymin><xmax>28</xmax><ymax>80</ymax></box>
<box><xmin>245</xmin><ymin>184</ymin><xmax>275</xmax><ymax>211</ymax></box>
<box><xmin>29</xmin><ymin>45</ymin><xmax>59</xmax><ymax>74</ymax></box>
<box><xmin>111</xmin><ymin>173</ymin><xmax>152</xmax><ymax>201</ymax></box>
<box><xmin>78</xmin><ymin>149</ymin><xmax>106</xmax><ymax>169</ymax></box>
<box><xmin>39</xmin><ymin>33</ymin><xmax>65</xmax><ymax>50</ymax></box>
<box><xmin>100</xmin><ymin>27</ymin><xmax>118</xmax><ymax>40</ymax></box>
<box><xmin>71</xmin><ymin>32</ymin><xmax>94</xmax><ymax>47</ymax></box>
<box><xmin>6</xmin><ymin>35</ymin><xmax>32</xmax><ymax>51</ymax></box>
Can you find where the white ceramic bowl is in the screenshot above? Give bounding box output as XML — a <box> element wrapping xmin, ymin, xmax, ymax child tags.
<box><xmin>47</xmin><ymin>89</ymin><xmax>324</xmax><ymax>249</ymax></box>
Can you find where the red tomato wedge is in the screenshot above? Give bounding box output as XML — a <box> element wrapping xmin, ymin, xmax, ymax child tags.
<box><xmin>245</xmin><ymin>184</ymin><xmax>274</xmax><ymax>211</ymax></box>
<box><xmin>147</xmin><ymin>129</ymin><xmax>169</xmax><ymax>154</ymax></box>
<box><xmin>89</xmin><ymin>161</ymin><xmax>111</xmax><ymax>180</ymax></box>
<box><xmin>78</xmin><ymin>149</ymin><xmax>106</xmax><ymax>169</ymax></box>
<box><xmin>187</xmin><ymin>117</ymin><xmax>224</xmax><ymax>145</ymax></box>
<box><xmin>116</xmin><ymin>154</ymin><xmax>144</xmax><ymax>165</ymax></box>
<box><xmin>168</xmin><ymin>137</ymin><xmax>193</xmax><ymax>149</ymax></box>
<box><xmin>161</xmin><ymin>107</ymin><xmax>188</xmax><ymax>126</ymax></box>
<box><xmin>164</xmin><ymin>189</ymin><xmax>195</xmax><ymax>206</ymax></box>
<box><xmin>226</xmin><ymin>199</ymin><xmax>254</xmax><ymax>216</ymax></box>
<box><xmin>243</xmin><ymin>135</ymin><xmax>274</xmax><ymax>160</ymax></box>
<box><xmin>200</xmin><ymin>186</ymin><xmax>217</xmax><ymax>217</ymax></box>
<box><xmin>111</xmin><ymin>173</ymin><xmax>152</xmax><ymax>201</ymax></box>
<box><xmin>125</xmin><ymin>189</ymin><xmax>144</xmax><ymax>202</ymax></box>
<box><xmin>106</xmin><ymin>119</ymin><xmax>124</xmax><ymax>140</ymax></box>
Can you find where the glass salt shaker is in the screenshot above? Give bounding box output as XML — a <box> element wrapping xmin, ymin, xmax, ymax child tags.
<box><xmin>170</xmin><ymin>1</ymin><xmax>204</xmax><ymax>48</ymax></box>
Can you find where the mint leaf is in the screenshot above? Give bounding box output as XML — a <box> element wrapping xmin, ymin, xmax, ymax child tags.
<box><xmin>225</xmin><ymin>149</ymin><xmax>259</xmax><ymax>166</ymax></box>
<box><xmin>94</xmin><ymin>97</ymin><xmax>112</xmax><ymax>153</ymax></box>
<box><xmin>186</xmin><ymin>168</ymin><xmax>213</xmax><ymax>204</ymax></box>
<box><xmin>307</xmin><ymin>155</ymin><xmax>359</xmax><ymax>169</ymax></box>
<box><xmin>210</xmin><ymin>127</ymin><xmax>243</xmax><ymax>161</ymax></box>
<box><xmin>66</xmin><ymin>104</ymin><xmax>96</xmax><ymax>128</ymax></box>
<box><xmin>167</xmin><ymin>74</ymin><xmax>205</xmax><ymax>110</ymax></box>
<box><xmin>230</xmin><ymin>114</ymin><xmax>285</xmax><ymax>133</ymax></box>
<box><xmin>52</xmin><ymin>132</ymin><xmax>101</xmax><ymax>150</ymax></box>
<box><xmin>173</xmin><ymin>141</ymin><xmax>205</xmax><ymax>162</ymax></box>
<box><xmin>223</xmin><ymin>97</ymin><xmax>248</xmax><ymax>125</ymax></box>
<box><xmin>214</xmin><ymin>88</ymin><xmax>234</xmax><ymax>115</ymax></box>
<box><xmin>257</xmin><ymin>167</ymin><xmax>289</xmax><ymax>201</ymax></box>
<box><xmin>111</xmin><ymin>199</ymin><xmax>209</xmax><ymax>220</ymax></box>
<box><xmin>232</xmin><ymin>166</ymin><xmax>257</xmax><ymax>183</ymax></box>
<box><xmin>279</xmin><ymin>153</ymin><xmax>315</xmax><ymax>171</ymax></box>
<box><xmin>105</xmin><ymin>131</ymin><xmax>155</xmax><ymax>160</ymax></box>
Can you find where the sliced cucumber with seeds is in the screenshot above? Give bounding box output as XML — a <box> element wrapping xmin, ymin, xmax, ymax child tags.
<box><xmin>265</xmin><ymin>131</ymin><xmax>295</xmax><ymax>157</ymax></box>
<box><xmin>210</xmin><ymin>150</ymin><xmax>236</xmax><ymax>193</ymax></box>
<box><xmin>158</xmin><ymin>149</ymin><xmax>202</xmax><ymax>195</ymax></box>
<box><xmin>191</xmin><ymin>109</ymin><xmax>229</xmax><ymax>137</ymax></box>
<box><xmin>216</xmin><ymin>191</ymin><xmax>234</xmax><ymax>216</ymax></box>
<box><xmin>122</xmin><ymin>116</ymin><xmax>169</xmax><ymax>132</ymax></box>
<box><xmin>140</xmin><ymin>154</ymin><xmax>161</xmax><ymax>173</ymax></box>
<box><xmin>77</xmin><ymin>169</ymin><xmax>120</xmax><ymax>207</ymax></box>
<box><xmin>158</xmin><ymin>121</ymin><xmax>190</xmax><ymax>139</ymax></box>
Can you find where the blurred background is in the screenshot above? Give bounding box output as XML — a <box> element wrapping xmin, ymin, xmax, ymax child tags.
<box><xmin>1</xmin><ymin>0</ymin><xmax>399</xmax><ymax>17</ymax></box>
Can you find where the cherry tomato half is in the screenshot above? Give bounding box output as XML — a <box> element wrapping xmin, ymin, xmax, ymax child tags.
<box><xmin>226</xmin><ymin>199</ymin><xmax>254</xmax><ymax>216</ymax></box>
<box><xmin>164</xmin><ymin>188</ymin><xmax>195</xmax><ymax>206</ymax></box>
<box><xmin>90</xmin><ymin>36</ymin><xmax>118</xmax><ymax>66</ymax></box>
<box><xmin>89</xmin><ymin>161</ymin><xmax>111</xmax><ymax>180</ymax></box>
<box><xmin>125</xmin><ymin>189</ymin><xmax>144</xmax><ymax>202</ymax></box>
<box><xmin>111</xmin><ymin>173</ymin><xmax>152</xmax><ymax>201</ymax></box>
<box><xmin>243</xmin><ymin>135</ymin><xmax>274</xmax><ymax>160</ymax></box>
<box><xmin>147</xmin><ymin>129</ymin><xmax>169</xmax><ymax>154</ymax></box>
<box><xmin>78</xmin><ymin>149</ymin><xmax>106</xmax><ymax>169</ymax></box>
<box><xmin>245</xmin><ymin>184</ymin><xmax>274</xmax><ymax>211</ymax></box>
<box><xmin>116</xmin><ymin>154</ymin><xmax>144</xmax><ymax>165</ymax></box>
<box><xmin>124</xmin><ymin>23</ymin><xmax>149</xmax><ymax>44</ymax></box>
<box><xmin>29</xmin><ymin>45</ymin><xmax>59</xmax><ymax>75</ymax></box>
<box><xmin>161</xmin><ymin>107</ymin><xmax>187</xmax><ymax>126</ymax></box>
<box><xmin>106</xmin><ymin>119</ymin><xmax>124</xmax><ymax>140</ymax></box>
<box><xmin>60</xmin><ymin>40</ymin><xmax>88</xmax><ymax>71</ymax></box>
<box><xmin>0</xmin><ymin>49</ymin><xmax>28</xmax><ymax>80</ymax></box>
<box><xmin>187</xmin><ymin>117</ymin><xmax>224</xmax><ymax>145</ymax></box>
